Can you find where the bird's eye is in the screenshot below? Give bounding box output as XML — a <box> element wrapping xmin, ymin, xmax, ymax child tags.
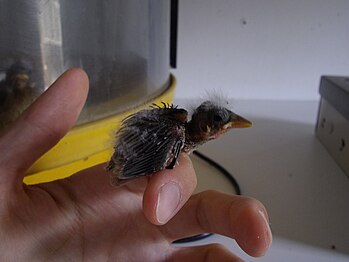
<box><xmin>212</xmin><ymin>109</ymin><xmax>229</xmax><ymax>123</ymax></box>
<box><xmin>213</xmin><ymin>114</ymin><xmax>223</xmax><ymax>122</ymax></box>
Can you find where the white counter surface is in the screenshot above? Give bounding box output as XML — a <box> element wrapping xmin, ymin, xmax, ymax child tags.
<box><xmin>176</xmin><ymin>99</ymin><xmax>349</xmax><ymax>261</ymax></box>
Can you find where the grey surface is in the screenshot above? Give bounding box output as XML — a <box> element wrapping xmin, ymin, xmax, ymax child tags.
<box><xmin>316</xmin><ymin>99</ymin><xmax>349</xmax><ymax>177</ymax></box>
<box><xmin>319</xmin><ymin>76</ymin><xmax>349</xmax><ymax>121</ymax></box>
<box><xmin>176</xmin><ymin>99</ymin><xmax>349</xmax><ymax>260</ymax></box>
<box><xmin>191</xmin><ymin>153</ymin><xmax>238</xmax><ymax>195</ymax></box>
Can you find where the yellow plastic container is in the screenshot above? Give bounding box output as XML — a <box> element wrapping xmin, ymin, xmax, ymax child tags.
<box><xmin>24</xmin><ymin>76</ymin><xmax>176</xmax><ymax>185</ymax></box>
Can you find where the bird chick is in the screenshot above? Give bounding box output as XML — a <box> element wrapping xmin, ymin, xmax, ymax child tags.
<box><xmin>0</xmin><ymin>61</ymin><xmax>37</xmax><ymax>129</ymax></box>
<box><xmin>107</xmin><ymin>101</ymin><xmax>251</xmax><ymax>186</ymax></box>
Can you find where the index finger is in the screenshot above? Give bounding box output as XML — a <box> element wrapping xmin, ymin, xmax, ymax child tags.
<box><xmin>162</xmin><ymin>191</ymin><xmax>272</xmax><ymax>257</ymax></box>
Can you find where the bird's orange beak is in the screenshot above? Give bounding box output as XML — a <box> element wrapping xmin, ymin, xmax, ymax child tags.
<box><xmin>232</xmin><ymin>114</ymin><xmax>252</xmax><ymax>128</ymax></box>
<box><xmin>224</xmin><ymin>114</ymin><xmax>252</xmax><ymax>129</ymax></box>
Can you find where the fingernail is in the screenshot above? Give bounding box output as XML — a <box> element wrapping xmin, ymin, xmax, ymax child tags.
<box><xmin>156</xmin><ymin>182</ymin><xmax>181</xmax><ymax>224</ymax></box>
<box><xmin>258</xmin><ymin>209</ymin><xmax>272</xmax><ymax>249</ymax></box>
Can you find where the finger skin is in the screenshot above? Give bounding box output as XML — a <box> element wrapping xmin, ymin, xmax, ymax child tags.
<box><xmin>162</xmin><ymin>190</ymin><xmax>272</xmax><ymax>257</ymax></box>
<box><xmin>57</xmin><ymin>154</ymin><xmax>196</xmax><ymax>227</ymax></box>
<box><xmin>143</xmin><ymin>154</ymin><xmax>197</xmax><ymax>225</ymax></box>
<box><xmin>142</xmin><ymin>154</ymin><xmax>197</xmax><ymax>225</ymax></box>
<box><xmin>0</xmin><ymin>68</ymin><xmax>89</xmax><ymax>190</ymax></box>
<box><xmin>170</xmin><ymin>244</ymin><xmax>243</xmax><ymax>262</ymax></box>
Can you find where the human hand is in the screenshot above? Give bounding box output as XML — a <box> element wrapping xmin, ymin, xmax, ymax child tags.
<box><xmin>0</xmin><ymin>68</ymin><xmax>272</xmax><ymax>261</ymax></box>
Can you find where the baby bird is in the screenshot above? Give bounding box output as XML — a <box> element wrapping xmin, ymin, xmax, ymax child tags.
<box><xmin>107</xmin><ymin>101</ymin><xmax>252</xmax><ymax>185</ymax></box>
<box><xmin>0</xmin><ymin>61</ymin><xmax>37</xmax><ymax>129</ymax></box>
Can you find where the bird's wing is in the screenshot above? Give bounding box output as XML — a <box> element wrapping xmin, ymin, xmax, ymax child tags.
<box><xmin>112</xmin><ymin>119</ymin><xmax>185</xmax><ymax>179</ymax></box>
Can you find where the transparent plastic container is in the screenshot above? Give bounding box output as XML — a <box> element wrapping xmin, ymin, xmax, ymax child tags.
<box><xmin>0</xmin><ymin>0</ymin><xmax>174</xmax><ymax>183</ymax></box>
<box><xmin>0</xmin><ymin>0</ymin><xmax>171</xmax><ymax>127</ymax></box>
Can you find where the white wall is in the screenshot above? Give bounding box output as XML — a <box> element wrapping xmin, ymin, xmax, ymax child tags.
<box><xmin>172</xmin><ymin>0</ymin><xmax>349</xmax><ymax>100</ymax></box>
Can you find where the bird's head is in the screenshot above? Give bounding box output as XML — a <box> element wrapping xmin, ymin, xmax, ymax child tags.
<box><xmin>187</xmin><ymin>101</ymin><xmax>252</xmax><ymax>142</ymax></box>
<box><xmin>6</xmin><ymin>61</ymin><xmax>32</xmax><ymax>92</ymax></box>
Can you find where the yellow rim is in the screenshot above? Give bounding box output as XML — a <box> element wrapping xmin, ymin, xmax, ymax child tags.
<box><xmin>24</xmin><ymin>76</ymin><xmax>176</xmax><ymax>185</ymax></box>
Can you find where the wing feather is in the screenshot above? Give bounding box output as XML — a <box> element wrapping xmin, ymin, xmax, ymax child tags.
<box><xmin>108</xmin><ymin>109</ymin><xmax>186</xmax><ymax>180</ymax></box>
